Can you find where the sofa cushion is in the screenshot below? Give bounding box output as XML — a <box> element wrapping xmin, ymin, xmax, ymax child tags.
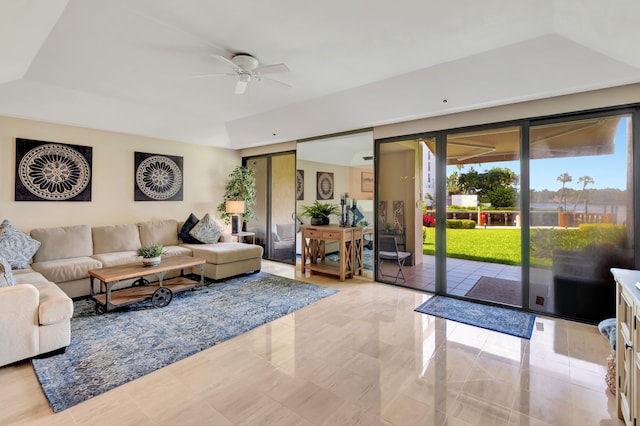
<box><xmin>139</xmin><ymin>220</ymin><xmax>179</xmax><ymax>247</ymax></box>
<box><xmin>162</xmin><ymin>245</ymin><xmax>193</xmax><ymax>258</ymax></box>
<box><xmin>30</xmin><ymin>224</ymin><xmax>92</xmax><ymax>263</ymax></box>
<box><xmin>31</xmin><ymin>256</ymin><xmax>102</xmax><ymax>283</ymax></box>
<box><xmin>276</xmin><ymin>223</ymin><xmax>295</xmax><ymax>241</ymax></box>
<box><xmin>93</xmin><ymin>224</ymin><xmax>141</xmax><ymax>254</ymax></box>
<box><xmin>185</xmin><ymin>243</ymin><xmax>263</xmax><ymax>264</ymax></box>
<box><xmin>0</xmin><ymin>220</ymin><xmax>41</xmax><ymax>268</ymax></box>
<box><xmin>14</xmin><ymin>271</ymin><xmax>52</xmax><ymax>286</ymax></box>
<box><xmin>91</xmin><ymin>251</ymin><xmax>140</xmax><ymax>268</ymax></box>
<box><xmin>0</xmin><ymin>257</ymin><xmax>16</xmax><ymax>287</ymax></box>
<box><xmin>189</xmin><ymin>214</ymin><xmax>224</xmax><ymax>244</ymax></box>
<box><xmin>179</xmin><ymin>213</ymin><xmax>201</xmax><ymax>244</ymax></box>
<box><xmin>11</xmin><ymin>267</ymin><xmax>35</xmax><ymax>276</ymax></box>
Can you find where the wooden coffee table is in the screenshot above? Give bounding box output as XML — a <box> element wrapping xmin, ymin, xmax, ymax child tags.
<box><xmin>89</xmin><ymin>255</ymin><xmax>205</xmax><ymax>313</ymax></box>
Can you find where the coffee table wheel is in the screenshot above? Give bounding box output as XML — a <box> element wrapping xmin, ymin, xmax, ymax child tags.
<box><xmin>132</xmin><ymin>277</ymin><xmax>150</xmax><ymax>287</ymax></box>
<box><xmin>151</xmin><ymin>287</ymin><xmax>172</xmax><ymax>308</ymax></box>
<box><xmin>96</xmin><ymin>303</ymin><xmax>106</xmax><ymax>314</ymax></box>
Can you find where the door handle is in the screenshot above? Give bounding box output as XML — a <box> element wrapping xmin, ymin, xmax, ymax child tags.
<box><xmin>626</xmin><ymin>342</ymin><xmax>633</xmax><ymax>350</ymax></box>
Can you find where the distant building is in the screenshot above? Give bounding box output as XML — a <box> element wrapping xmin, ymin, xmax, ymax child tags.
<box><xmin>422</xmin><ymin>144</ymin><xmax>435</xmax><ymax>206</ymax></box>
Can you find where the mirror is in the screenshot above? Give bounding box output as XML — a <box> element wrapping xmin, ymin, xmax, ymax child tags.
<box><xmin>296</xmin><ymin>131</ymin><xmax>374</xmax><ymax>277</ymax></box>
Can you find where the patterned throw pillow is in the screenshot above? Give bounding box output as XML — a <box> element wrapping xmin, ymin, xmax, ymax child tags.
<box><xmin>188</xmin><ymin>213</ymin><xmax>224</xmax><ymax>244</ymax></box>
<box><xmin>0</xmin><ymin>220</ymin><xmax>41</xmax><ymax>269</ymax></box>
<box><xmin>0</xmin><ymin>257</ymin><xmax>16</xmax><ymax>287</ymax></box>
<box><xmin>179</xmin><ymin>213</ymin><xmax>202</xmax><ymax>244</ymax></box>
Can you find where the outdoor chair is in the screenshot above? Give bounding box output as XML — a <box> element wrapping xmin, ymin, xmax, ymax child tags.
<box><xmin>378</xmin><ymin>234</ymin><xmax>411</xmax><ymax>283</ymax></box>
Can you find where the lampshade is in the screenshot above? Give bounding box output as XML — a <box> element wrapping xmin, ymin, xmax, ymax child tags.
<box><xmin>225</xmin><ymin>200</ymin><xmax>246</xmax><ymax>214</ymax></box>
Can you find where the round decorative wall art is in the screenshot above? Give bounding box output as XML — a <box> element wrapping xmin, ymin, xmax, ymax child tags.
<box><xmin>296</xmin><ymin>170</ymin><xmax>304</xmax><ymax>200</ymax></box>
<box><xmin>134</xmin><ymin>152</ymin><xmax>184</xmax><ymax>201</ymax></box>
<box><xmin>316</xmin><ymin>171</ymin><xmax>334</xmax><ymax>200</ymax></box>
<box><xmin>16</xmin><ymin>140</ymin><xmax>92</xmax><ymax>201</ymax></box>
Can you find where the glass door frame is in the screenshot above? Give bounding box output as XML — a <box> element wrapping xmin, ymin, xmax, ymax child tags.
<box><xmin>243</xmin><ymin>150</ymin><xmax>297</xmax><ymax>263</ymax></box>
<box><xmin>374</xmin><ymin>103</ymin><xmax>640</xmax><ymax>316</ymax></box>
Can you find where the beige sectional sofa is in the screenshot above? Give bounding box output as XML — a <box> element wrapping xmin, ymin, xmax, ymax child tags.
<box><xmin>30</xmin><ymin>219</ymin><xmax>263</xmax><ymax>298</ymax></box>
<box><xmin>0</xmin><ymin>218</ymin><xmax>262</xmax><ymax>367</ymax></box>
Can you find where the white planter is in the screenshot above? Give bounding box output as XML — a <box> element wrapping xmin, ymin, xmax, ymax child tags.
<box><xmin>142</xmin><ymin>256</ymin><xmax>161</xmax><ymax>266</ymax></box>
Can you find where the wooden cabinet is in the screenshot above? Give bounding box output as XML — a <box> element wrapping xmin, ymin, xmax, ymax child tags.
<box><xmin>612</xmin><ymin>268</ymin><xmax>640</xmax><ymax>425</ymax></box>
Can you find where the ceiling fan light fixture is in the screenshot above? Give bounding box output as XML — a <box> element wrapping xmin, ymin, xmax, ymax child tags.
<box><xmin>235</xmin><ymin>74</ymin><xmax>250</xmax><ymax>94</ymax></box>
<box><xmin>232</xmin><ymin>54</ymin><xmax>259</xmax><ymax>71</ymax></box>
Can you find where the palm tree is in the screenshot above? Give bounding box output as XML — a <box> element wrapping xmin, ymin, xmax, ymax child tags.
<box><xmin>557</xmin><ymin>173</ymin><xmax>572</xmax><ymax>210</ymax></box>
<box><xmin>573</xmin><ymin>176</ymin><xmax>595</xmax><ymax>212</ymax></box>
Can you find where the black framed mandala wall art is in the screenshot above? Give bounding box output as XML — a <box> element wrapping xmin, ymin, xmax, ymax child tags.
<box><xmin>316</xmin><ymin>171</ymin><xmax>334</xmax><ymax>200</ymax></box>
<box><xmin>134</xmin><ymin>152</ymin><xmax>183</xmax><ymax>201</ymax></box>
<box><xmin>15</xmin><ymin>138</ymin><xmax>92</xmax><ymax>202</ymax></box>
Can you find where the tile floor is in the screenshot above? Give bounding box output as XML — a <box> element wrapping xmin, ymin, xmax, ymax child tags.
<box><xmin>381</xmin><ymin>256</ymin><xmax>556</xmax><ymax>314</ymax></box>
<box><xmin>0</xmin><ymin>260</ymin><xmax>621</xmax><ymax>425</ymax></box>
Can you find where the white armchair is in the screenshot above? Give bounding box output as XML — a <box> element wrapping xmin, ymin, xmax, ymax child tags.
<box><xmin>0</xmin><ymin>270</ymin><xmax>73</xmax><ymax>366</ymax></box>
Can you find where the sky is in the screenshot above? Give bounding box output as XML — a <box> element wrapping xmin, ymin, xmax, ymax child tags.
<box><xmin>447</xmin><ymin>117</ymin><xmax>629</xmax><ymax>192</ymax></box>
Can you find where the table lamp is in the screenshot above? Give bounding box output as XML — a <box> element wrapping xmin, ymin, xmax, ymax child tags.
<box><xmin>225</xmin><ymin>200</ymin><xmax>246</xmax><ymax>234</ymax></box>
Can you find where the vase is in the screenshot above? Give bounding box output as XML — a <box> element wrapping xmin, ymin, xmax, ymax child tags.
<box><xmin>142</xmin><ymin>256</ymin><xmax>161</xmax><ymax>266</ymax></box>
<box><xmin>310</xmin><ymin>217</ymin><xmax>323</xmax><ymax>226</ymax></box>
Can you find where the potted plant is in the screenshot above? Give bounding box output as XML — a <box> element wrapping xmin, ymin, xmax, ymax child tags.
<box><xmin>300</xmin><ymin>201</ymin><xmax>340</xmax><ymax>225</ymax></box>
<box><xmin>137</xmin><ymin>244</ymin><xmax>166</xmax><ymax>266</ymax></box>
<box><xmin>217</xmin><ymin>166</ymin><xmax>256</xmax><ymax>226</ymax></box>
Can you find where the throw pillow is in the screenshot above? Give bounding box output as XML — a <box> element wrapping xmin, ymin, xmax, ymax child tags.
<box><xmin>0</xmin><ymin>257</ymin><xmax>16</xmax><ymax>287</ymax></box>
<box><xmin>189</xmin><ymin>213</ymin><xmax>224</xmax><ymax>244</ymax></box>
<box><xmin>179</xmin><ymin>213</ymin><xmax>202</xmax><ymax>244</ymax></box>
<box><xmin>0</xmin><ymin>220</ymin><xmax>41</xmax><ymax>269</ymax></box>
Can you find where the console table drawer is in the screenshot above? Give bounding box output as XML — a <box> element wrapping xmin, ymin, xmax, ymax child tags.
<box><xmin>322</xmin><ymin>231</ymin><xmax>342</xmax><ymax>240</ymax></box>
<box><xmin>304</xmin><ymin>228</ymin><xmax>323</xmax><ymax>238</ymax></box>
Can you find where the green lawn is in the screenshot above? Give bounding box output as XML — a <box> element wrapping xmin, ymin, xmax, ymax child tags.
<box><xmin>422</xmin><ymin>228</ymin><xmax>522</xmax><ymax>265</ymax></box>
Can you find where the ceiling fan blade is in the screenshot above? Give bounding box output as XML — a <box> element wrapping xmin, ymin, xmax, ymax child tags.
<box><xmin>255</xmin><ymin>63</ymin><xmax>289</xmax><ymax>75</ymax></box>
<box><xmin>190</xmin><ymin>72</ymin><xmax>235</xmax><ymax>79</ymax></box>
<box><xmin>211</xmin><ymin>54</ymin><xmax>241</xmax><ymax>71</ymax></box>
<box><xmin>258</xmin><ymin>76</ymin><xmax>292</xmax><ymax>89</ymax></box>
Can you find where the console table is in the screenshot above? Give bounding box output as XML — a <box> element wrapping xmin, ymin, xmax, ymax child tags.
<box><xmin>300</xmin><ymin>225</ymin><xmax>363</xmax><ymax>281</ymax></box>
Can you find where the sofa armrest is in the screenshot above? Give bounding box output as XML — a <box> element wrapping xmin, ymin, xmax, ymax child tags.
<box><xmin>0</xmin><ymin>284</ymin><xmax>39</xmax><ymax>366</ymax></box>
<box><xmin>220</xmin><ymin>233</ymin><xmax>233</xmax><ymax>243</ymax></box>
<box><xmin>0</xmin><ymin>284</ymin><xmax>39</xmax><ymax>315</ymax></box>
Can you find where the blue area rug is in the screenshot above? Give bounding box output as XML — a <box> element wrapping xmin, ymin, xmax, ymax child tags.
<box><xmin>32</xmin><ymin>272</ymin><xmax>338</xmax><ymax>412</ymax></box>
<box><xmin>415</xmin><ymin>296</ymin><xmax>536</xmax><ymax>339</ymax></box>
<box><xmin>325</xmin><ymin>247</ymin><xmax>373</xmax><ymax>270</ymax></box>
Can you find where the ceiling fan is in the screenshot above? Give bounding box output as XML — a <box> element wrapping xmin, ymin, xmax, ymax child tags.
<box><xmin>192</xmin><ymin>54</ymin><xmax>290</xmax><ymax>94</ymax></box>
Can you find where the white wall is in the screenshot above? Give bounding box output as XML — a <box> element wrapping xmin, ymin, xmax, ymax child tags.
<box><xmin>375</xmin><ymin>83</ymin><xmax>640</xmax><ymax>139</ymax></box>
<box><xmin>0</xmin><ymin>115</ymin><xmax>240</xmax><ymax>231</ymax></box>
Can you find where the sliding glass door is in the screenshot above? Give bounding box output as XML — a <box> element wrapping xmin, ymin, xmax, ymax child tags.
<box><xmin>376</xmin><ymin>138</ymin><xmax>433</xmax><ymax>291</ymax></box>
<box><xmin>245</xmin><ymin>152</ymin><xmax>297</xmax><ymax>264</ymax></box>
<box><xmin>374</xmin><ymin>105</ymin><xmax>637</xmax><ymax>323</ymax></box>
<box><xmin>529</xmin><ymin>112</ymin><xmax>634</xmax><ymax>321</ymax></box>
<box><xmin>444</xmin><ymin>126</ymin><xmax>522</xmax><ymax>306</ymax></box>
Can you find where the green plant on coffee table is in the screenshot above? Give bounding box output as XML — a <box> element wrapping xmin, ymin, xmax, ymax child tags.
<box><xmin>137</xmin><ymin>244</ymin><xmax>166</xmax><ymax>259</ymax></box>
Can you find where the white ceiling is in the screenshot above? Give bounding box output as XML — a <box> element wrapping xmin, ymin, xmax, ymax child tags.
<box><xmin>1</xmin><ymin>0</ymin><xmax>639</xmax><ymax>150</ymax></box>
